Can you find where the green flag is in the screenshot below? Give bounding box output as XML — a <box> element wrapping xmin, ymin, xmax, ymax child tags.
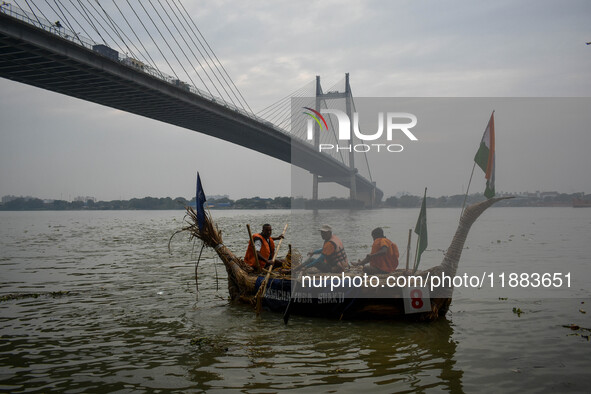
<box><xmin>414</xmin><ymin>188</ymin><xmax>428</xmax><ymax>271</ymax></box>
<box><xmin>474</xmin><ymin>111</ymin><xmax>495</xmax><ymax>199</ymax></box>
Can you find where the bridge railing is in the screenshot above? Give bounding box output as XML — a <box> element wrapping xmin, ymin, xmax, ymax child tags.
<box><xmin>0</xmin><ymin>4</ymin><xmax>98</xmax><ymax>53</ymax></box>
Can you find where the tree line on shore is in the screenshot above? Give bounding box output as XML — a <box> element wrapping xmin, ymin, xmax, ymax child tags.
<box><xmin>0</xmin><ymin>192</ymin><xmax>586</xmax><ymax>211</ymax></box>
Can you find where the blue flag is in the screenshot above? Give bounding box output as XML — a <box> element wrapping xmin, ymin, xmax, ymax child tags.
<box><xmin>196</xmin><ymin>172</ymin><xmax>207</xmax><ymax>232</ymax></box>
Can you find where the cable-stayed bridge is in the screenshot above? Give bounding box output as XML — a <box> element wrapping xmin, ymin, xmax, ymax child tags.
<box><xmin>0</xmin><ymin>1</ymin><xmax>382</xmax><ymax>206</ymax></box>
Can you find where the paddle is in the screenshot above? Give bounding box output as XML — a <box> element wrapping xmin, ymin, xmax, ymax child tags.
<box><xmin>255</xmin><ymin>224</ymin><xmax>288</xmax><ymax>316</ymax></box>
<box><xmin>283</xmin><ymin>255</ymin><xmax>317</xmax><ymax>325</ymax></box>
<box><xmin>291</xmin><ymin>256</ymin><xmax>317</xmax><ymax>274</ymax></box>
<box><xmin>283</xmin><ymin>287</ymin><xmax>294</xmax><ymax>325</ymax></box>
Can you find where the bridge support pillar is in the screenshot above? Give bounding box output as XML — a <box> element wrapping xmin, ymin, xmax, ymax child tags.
<box><xmin>356</xmin><ymin>182</ymin><xmax>378</xmax><ymax>208</ymax></box>
<box><xmin>312</xmin><ymin>75</ymin><xmax>322</xmax><ymax>202</ymax></box>
<box><xmin>345</xmin><ymin>73</ymin><xmax>357</xmax><ymax>201</ymax></box>
<box><xmin>308</xmin><ymin>73</ymin><xmax>382</xmax><ymax>208</ymax></box>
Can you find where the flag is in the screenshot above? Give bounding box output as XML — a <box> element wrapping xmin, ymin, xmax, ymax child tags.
<box><xmin>414</xmin><ymin>188</ymin><xmax>428</xmax><ymax>270</ymax></box>
<box><xmin>196</xmin><ymin>172</ymin><xmax>207</xmax><ymax>232</ymax></box>
<box><xmin>474</xmin><ymin>111</ymin><xmax>495</xmax><ymax>199</ymax></box>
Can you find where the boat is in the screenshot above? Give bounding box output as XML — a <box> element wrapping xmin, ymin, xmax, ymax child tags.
<box><xmin>572</xmin><ymin>198</ymin><xmax>591</xmax><ymax>208</ymax></box>
<box><xmin>172</xmin><ymin>197</ymin><xmax>509</xmax><ymax>322</ymax></box>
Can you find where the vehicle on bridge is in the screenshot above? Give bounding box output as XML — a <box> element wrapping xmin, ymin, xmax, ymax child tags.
<box><xmin>92</xmin><ymin>44</ymin><xmax>119</xmax><ymax>62</ymax></box>
<box><xmin>121</xmin><ymin>56</ymin><xmax>146</xmax><ymax>71</ymax></box>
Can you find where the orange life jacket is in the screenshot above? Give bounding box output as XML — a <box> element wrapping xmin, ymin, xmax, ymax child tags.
<box><xmin>244</xmin><ymin>233</ymin><xmax>275</xmax><ymax>268</ymax></box>
<box><xmin>324</xmin><ymin>234</ymin><xmax>348</xmax><ymax>271</ymax></box>
<box><xmin>370</xmin><ymin>237</ymin><xmax>399</xmax><ymax>273</ymax></box>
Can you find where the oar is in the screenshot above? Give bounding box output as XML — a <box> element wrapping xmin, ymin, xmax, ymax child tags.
<box><xmin>255</xmin><ymin>224</ymin><xmax>288</xmax><ymax>316</ymax></box>
<box><xmin>284</xmin><ymin>254</ymin><xmax>316</xmax><ymax>325</ymax></box>
<box><xmin>283</xmin><ymin>284</ymin><xmax>295</xmax><ymax>325</ymax></box>
<box><xmin>290</xmin><ymin>256</ymin><xmax>316</xmax><ymax>274</ymax></box>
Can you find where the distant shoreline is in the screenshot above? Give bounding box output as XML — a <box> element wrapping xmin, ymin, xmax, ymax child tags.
<box><xmin>0</xmin><ymin>193</ymin><xmax>587</xmax><ymax>211</ymax></box>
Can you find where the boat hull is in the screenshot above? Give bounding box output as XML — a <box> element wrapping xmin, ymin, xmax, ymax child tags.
<box><xmin>249</xmin><ymin>276</ymin><xmax>451</xmax><ymax>322</ymax></box>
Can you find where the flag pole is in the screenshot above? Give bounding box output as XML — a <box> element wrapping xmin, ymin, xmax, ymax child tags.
<box><xmin>413</xmin><ymin>187</ymin><xmax>427</xmax><ymax>274</ymax></box>
<box><xmin>412</xmin><ymin>235</ymin><xmax>420</xmax><ymax>273</ymax></box>
<box><xmin>462</xmin><ymin>110</ymin><xmax>496</xmax><ymax>220</ymax></box>
<box><xmin>405</xmin><ymin>228</ymin><xmax>412</xmax><ymax>271</ymax></box>
<box><xmin>460</xmin><ymin>161</ymin><xmax>477</xmax><ymax>219</ymax></box>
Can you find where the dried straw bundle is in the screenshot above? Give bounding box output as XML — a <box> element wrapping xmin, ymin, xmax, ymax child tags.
<box><xmin>169</xmin><ymin>207</ymin><xmax>260</xmax><ymax>301</ymax></box>
<box><xmin>179</xmin><ymin>206</ymin><xmax>223</xmax><ymax>248</ymax></box>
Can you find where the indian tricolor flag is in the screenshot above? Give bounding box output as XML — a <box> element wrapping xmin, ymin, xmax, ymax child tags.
<box><xmin>474</xmin><ymin>111</ymin><xmax>495</xmax><ymax>199</ymax></box>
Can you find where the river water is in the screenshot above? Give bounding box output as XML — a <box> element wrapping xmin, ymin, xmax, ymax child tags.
<box><xmin>1</xmin><ymin>207</ymin><xmax>590</xmax><ymax>392</ymax></box>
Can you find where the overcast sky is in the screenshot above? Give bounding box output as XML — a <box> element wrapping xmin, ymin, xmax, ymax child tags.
<box><xmin>1</xmin><ymin>0</ymin><xmax>590</xmax><ymax>201</ymax></box>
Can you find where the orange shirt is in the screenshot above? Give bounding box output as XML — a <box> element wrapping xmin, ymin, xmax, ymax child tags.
<box><xmin>370</xmin><ymin>237</ymin><xmax>399</xmax><ymax>273</ymax></box>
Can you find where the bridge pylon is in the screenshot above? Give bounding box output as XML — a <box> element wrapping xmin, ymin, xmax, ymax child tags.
<box><xmin>311</xmin><ymin>73</ymin><xmax>376</xmax><ymax>208</ymax></box>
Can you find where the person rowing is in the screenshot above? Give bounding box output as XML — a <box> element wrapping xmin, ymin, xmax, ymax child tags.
<box><xmin>244</xmin><ymin>224</ymin><xmax>284</xmax><ymax>269</ymax></box>
<box><xmin>304</xmin><ymin>225</ymin><xmax>349</xmax><ymax>273</ymax></box>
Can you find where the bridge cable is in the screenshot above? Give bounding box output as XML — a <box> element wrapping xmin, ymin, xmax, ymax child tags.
<box><xmin>351</xmin><ymin>93</ymin><xmax>373</xmax><ymax>182</ymax></box>
<box><xmin>263</xmin><ymin>93</ymin><xmax>308</xmax><ymax>126</ymax></box>
<box><xmin>275</xmin><ymin>95</ymin><xmax>315</xmax><ymax>132</ymax></box>
<box><xmin>330</xmin><ymin>76</ymin><xmax>356</xmax><ymax>166</ymax></box>
<box><xmin>325</xmin><ymin>76</ymin><xmax>345</xmax><ymax>93</ymax></box>
<box><xmin>164</xmin><ymin>0</ymin><xmax>250</xmax><ymax>112</ymax></box>
<box><xmin>42</xmin><ymin>0</ymin><xmax>82</xmax><ymax>44</ymax></box>
<box><xmin>149</xmin><ymin>0</ymin><xmax>227</xmax><ymax>106</ymax></box>
<box><xmin>274</xmin><ymin>76</ymin><xmax>346</xmax><ymax>164</ymax></box>
<box><xmin>89</xmin><ymin>1</ymin><xmax>146</xmax><ymax>65</ymax></box>
<box><xmin>84</xmin><ymin>0</ymin><xmax>146</xmax><ymax>66</ymax></box>
<box><xmin>257</xmin><ymin>80</ymin><xmax>314</xmax><ymax>117</ymax></box>
<box><xmin>91</xmin><ymin>1</ymin><xmax>155</xmax><ymax>69</ymax></box>
<box><xmin>110</xmin><ymin>0</ymin><xmax>164</xmax><ymax>78</ymax></box>
<box><xmin>252</xmin><ymin>87</ymin><xmax>316</xmax><ymax>137</ymax></box>
<box><xmin>143</xmin><ymin>0</ymin><xmax>208</xmax><ymax>97</ymax></box>
<box><xmin>259</xmin><ymin>79</ymin><xmax>343</xmax><ymax>145</ymax></box>
<box><xmin>22</xmin><ymin>0</ymin><xmax>52</xmax><ymax>26</ymax></box>
<box><xmin>55</xmin><ymin>0</ymin><xmax>94</xmax><ymax>44</ymax></box>
<box><xmin>20</xmin><ymin>0</ymin><xmax>44</xmax><ymax>28</ymax></box>
<box><xmin>80</xmin><ymin>0</ymin><xmax>155</xmax><ymax>72</ymax></box>
<box><xmin>157</xmin><ymin>0</ymin><xmax>244</xmax><ymax>112</ymax></box>
<box><xmin>268</xmin><ymin>103</ymin><xmax>299</xmax><ymax>130</ymax></box>
<box><xmin>266</xmin><ymin>94</ymin><xmax>313</xmax><ymax>129</ymax></box>
<box><xmin>67</xmin><ymin>0</ymin><xmax>114</xmax><ymax>49</ymax></box>
<box><xmin>62</xmin><ymin>0</ymin><xmax>107</xmax><ymax>48</ymax></box>
<box><xmin>140</xmin><ymin>0</ymin><xmax>214</xmax><ymax>96</ymax></box>
<box><xmin>172</xmin><ymin>0</ymin><xmax>252</xmax><ymax>112</ymax></box>
<box><xmin>173</xmin><ymin>0</ymin><xmax>253</xmax><ymax>114</ymax></box>
<box><xmin>136</xmin><ymin>0</ymin><xmax>192</xmax><ymax>85</ymax></box>
<box><xmin>165</xmin><ymin>0</ymin><xmax>242</xmax><ymax>110</ymax></box>
<box><xmin>318</xmin><ymin>83</ymin><xmax>347</xmax><ymax>165</ymax></box>
<box><xmin>12</xmin><ymin>0</ymin><xmax>99</xmax><ymax>91</ymax></box>
<box><xmin>124</xmin><ymin>0</ymin><xmax>181</xmax><ymax>81</ymax></box>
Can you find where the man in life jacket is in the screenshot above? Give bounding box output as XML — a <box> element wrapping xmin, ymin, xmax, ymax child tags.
<box><xmin>353</xmin><ymin>227</ymin><xmax>399</xmax><ymax>274</ymax></box>
<box><xmin>306</xmin><ymin>224</ymin><xmax>349</xmax><ymax>272</ymax></box>
<box><xmin>244</xmin><ymin>224</ymin><xmax>284</xmax><ymax>269</ymax></box>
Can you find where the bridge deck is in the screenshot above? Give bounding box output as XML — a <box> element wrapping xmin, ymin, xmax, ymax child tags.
<box><xmin>0</xmin><ymin>12</ymin><xmax>382</xmax><ymax>203</ymax></box>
